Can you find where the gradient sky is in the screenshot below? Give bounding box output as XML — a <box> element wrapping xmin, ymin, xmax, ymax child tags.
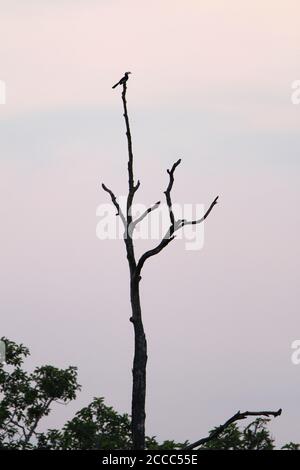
<box><xmin>1</xmin><ymin>0</ymin><xmax>300</xmax><ymax>447</ymax></box>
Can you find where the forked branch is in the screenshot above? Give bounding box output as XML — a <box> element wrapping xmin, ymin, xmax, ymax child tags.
<box><xmin>184</xmin><ymin>408</ymin><xmax>282</xmax><ymax>450</ymax></box>
<box><xmin>136</xmin><ymin>158</ymin><xmax>218</xmax><ymax>274</ymax></box>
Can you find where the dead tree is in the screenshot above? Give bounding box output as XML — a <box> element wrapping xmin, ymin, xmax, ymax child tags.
<box><xmin>103</xmin><ymin>74</ymin><xmax>283</xmax><ymax>450</ymax></box>
<box><xmin>102</xmin><ymin>73</ymin><xmax>218</xmax><ymax>449</ymax></box>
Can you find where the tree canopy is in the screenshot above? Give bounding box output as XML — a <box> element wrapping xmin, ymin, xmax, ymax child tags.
<box><xmin>0</xmin><ymin>338</ymin><xmax>298</xmax><ymax>450</ymax></box>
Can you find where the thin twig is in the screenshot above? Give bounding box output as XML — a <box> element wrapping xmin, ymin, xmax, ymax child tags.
<box><xmin>102</xmin><ymin>183</ymin><xmax>126</xmax><ymax>226</ymax></box>
<box><xmin>177</xmin><ymin>196</ymin><xmax>219</xmax><ymax>230</ymax></box>
<box><xmin>130</xmin><ymin>201</ymin><xmax>161</xmax><ymax>231</ymax></box>
<box><xmin>121</xmin><ymin>82</ymin><xmax>135</xmax><ymax>192</ymax></box>
<box><xmin>164</xmin><ymin>158</ymin><xmax>181</xmax><ymax>235</ymax></box>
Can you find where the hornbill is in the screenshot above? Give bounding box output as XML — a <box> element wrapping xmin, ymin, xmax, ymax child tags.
<box><xmin>112</xmin><ymin>72</ymin><xmax>131</xmax><ymax>89</ymax></box>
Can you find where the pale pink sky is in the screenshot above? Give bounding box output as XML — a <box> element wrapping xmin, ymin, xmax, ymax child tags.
<box><xmin>1</xmin><ymin>0</ymin><xmax>300</xmax><ymax>447</ymax></box>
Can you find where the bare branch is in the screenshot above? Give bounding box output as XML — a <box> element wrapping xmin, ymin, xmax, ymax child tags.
<box><xmin>164</xmin><ymin>158</ymin><xmax>181</xmax><ymax>235</ymax></box>
<box><xmin>135</xmin><ymin>159</ymin><xmax>181</xmax><ymax>273</ymax></box>
<box><xmin>174</xmin><ymin>195</ymin><xmax>219</xmax><ymax>232</ymax></box>
<box><xmin>130</xmin><ymin>201</ymin><xmax>161</xmax><ymax>230</ymax></box>
<box><xmin>182</xmin><ymin>195</ymin><xmax>219</xmax><ymax>227</ymax></box>
<box><xmin>102</xmin><ymin>183</ymin><xmax>126</xmax><ymax>226</ymax></box>
<box><xmin>136</xmin><ymin>236</ymin><xmax>175</xmax><ymax>275</ymax></box>
<box><xmin>184</xmin><ymin>408</ymin><xmax>282</xmax><ymax>450</ymax></box>
<box><xmin>136</xmin><ymin>159</ymin><xmax>218</xmax><ymax>274</ymax></box>
<box><xmin>122</xmin><ymin>82</ymin><xmax>135</xmax><ymax>192</ymax></box>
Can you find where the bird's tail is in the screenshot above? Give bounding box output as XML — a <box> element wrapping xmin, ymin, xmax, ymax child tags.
<box><xmin>112</xmin><ymin>82</ymin><xmax>119</xmax><ymax>89</ymax></box>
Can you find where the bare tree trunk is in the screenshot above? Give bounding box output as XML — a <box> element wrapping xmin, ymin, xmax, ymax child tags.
<box><xmin>103</xmin><ymin>73</ymin><xmax>219</xmax><ymax>450</ymax></box>
<box><xmin>130</xmin><ymin>275</ymin><xmax>147</xmax><ymax>450</ymax></box>
<box><xmin>120</xmin><ymin>78</ymin><xmax>147</xmax><ymax>449</ymax></box>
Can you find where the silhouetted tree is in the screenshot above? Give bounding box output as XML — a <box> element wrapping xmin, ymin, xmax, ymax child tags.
<box><xmin>102</xmin><ymin>73</ymin><xmax>218</xmax><ymax>449</ymax></box>
<box><xmin>102</xmin><ymin>73</ymin><xmax>282</xmax><ymax>449</ymax></box>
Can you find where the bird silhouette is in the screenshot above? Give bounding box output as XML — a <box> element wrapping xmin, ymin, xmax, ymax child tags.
<box><xmin>112</xmin><ymin>72</ymin><xmax>131</xmax><ymax>89</ymax></box>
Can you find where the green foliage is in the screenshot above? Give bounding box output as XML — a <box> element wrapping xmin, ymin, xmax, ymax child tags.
<box><xmin>0</xmin><ymin>338</ymin><xmax>299</xmax><ymax>450</ymax></box>
<box><xmin>145</xmin><ymin>437</ymin><xmax>188</xmax><ymax>450</ymax></box>
<box><xmin>38</xmin><ymin>398</ymin><xmax>133</xmax><ymax>449</ymax></box>
<box><xmin>0</xmin><ymin>337</ymin><xmax>80</xmax><ymax>449</ymax></box>
<box><xmin>201</xmin><ymin>418</ymin><xmax>275</xmax><ymax>450</ymax></box>
<box><xmin>37</xmin><ymin>398</ymin><xmax>186</xmax><ymax>450</ymax></box>
<box><xmin>0</xmin><ymin>338</ymin><xmax>185</xmax><ymax>450</ymax></box>
<box><xmin>281</xmin><ymin>442</ymin><xmax>300</xmax><ymax>450</ymax></box>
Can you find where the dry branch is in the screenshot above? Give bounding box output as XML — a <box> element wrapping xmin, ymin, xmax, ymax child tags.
<box><xmin>101</xmin><ymin>183</ymin><xmax>126</xmax><ymax>226</ymax></box>
<box><xmin>184</xmin><ymin>408</ymin><xmax>282</xmax><ymax>450</ymax></box>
